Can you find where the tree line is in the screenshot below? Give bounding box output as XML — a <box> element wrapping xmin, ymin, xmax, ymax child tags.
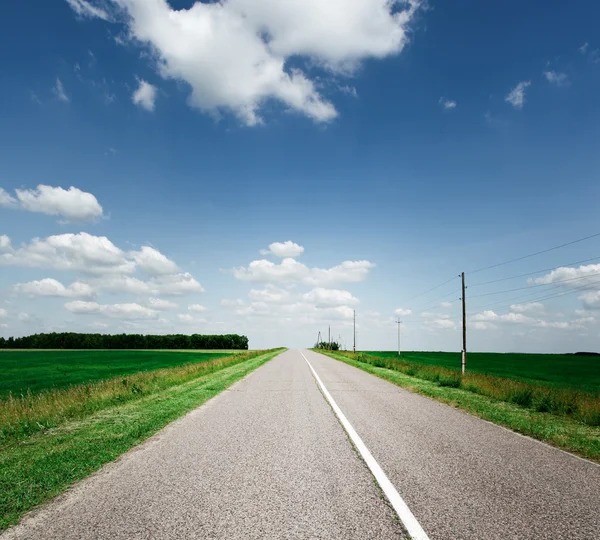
<box><xmin>0</xmin><ymin>332</ymin><xmax>249</xmax><ymax>350</ymax></box>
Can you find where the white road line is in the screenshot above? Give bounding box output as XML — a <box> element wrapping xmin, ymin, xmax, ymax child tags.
<box><xmin>300</xmin><ymin>350</ymin><xmax>429</xmax><ymax>540</ymax></box>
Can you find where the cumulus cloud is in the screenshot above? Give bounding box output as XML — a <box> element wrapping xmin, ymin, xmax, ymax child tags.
<box><xmin>69</xmin><ymin>0</ymin><xmax>420</xmax><ymax>125</ymax></box>
<box><xmin>260</xmin><ymin>241</ymin><xmax>304</xmax><ymax>258</ymax></box>
<box><xmin>531</xmin><ymin>264</ymin><xmax>600</xmax><ymax>287</ymax></box>
<box><xmin>544</xmin><ymin>71</ymin><xmax>568</xmax><ymax>86</ymax></box>
<box><xmin>132</xmin><ymin>79</ymin><xmax>157</xmax><ymax>111</ymax></box>
<box><xmin>13</xmin><ymin>278</ymin><xmax>95</xmax><ymax>298</ymax></box>
<box><xmin>509</xmin><ymin>302</ymin><xmax>545</xmax><ymax>314</ymax></box>
<box><xmin>248</xmin><ymin>285</ymin><xmax>290</xmax><ymax>303</ymax></box>
<box><xmin>129</xmin><ymin>246</ymin><xmax>178</xmax><ymax>275</ymax></box>
<box><xmin>0</xmin><ymin>185</ymin><xmax>104</xmax><ymax>222</ymax></box>
<box><xmin>66</xmin><ymin>0</ymin><xmax>111</xmax><ymax>20</ymax></box>
<box><xmin>439</xmin><ymin>97</ymin><xmax>456</xmax><ymax>109</ymax></box>
<box><xmin>0</xmin><ymin>233</ymin><xmax>135</xmax><ymax>275</ymax></box>
<box><xmin>233</xmin><ymin>258</ymin><xmax>375</xmax><ymax>286</ymax></box>
<box><xmin>148</xmin><ymin>272</ymin><xmax>204</xmax><ymax>295</ymax></box>
<box><xmin>221</xmin><ymin>298</ymin><xmax>245</xmax><ymax>308</ymax></box>
<box><xmin>395</xmin><ymin>308</ymin><xmax>412</xmax><ymax>316</ymax></box>
<box><xmin>53</xmin><ymin>78</ymin><xmax>70</xmax><ymax>103</ymax></box>
<box><xmin>0</xmin><ymin>309</ymin><xmax>7</xmax><ymax>318</ymax></box>
<box><xmin>94</xmin><ymin>273</ymin><xmax>203</xmax><ymax>296</ymax></box>
<box><xmin>147</xmin><ymin>297</ymin><xmax>178</xmax><ymax>310</ymax></box>
<box><xmin>0</xmin><ymin>235</ymin><xmax>11</xmax><ymax>251</ymax></box>
<box><xmin>302</xmin><ymin>288</ymin><xmax>359</xmax><ymax>307</ymax></box>
<box><xmin>0</xmin><ymin>233</ymin><xmax>202</xmax><ymax>294</ymax></box>
<box><xmin>0</xmin><ymin>188</ymin><xmax>17</xmax><ymax>207</ymax></box>
<box><xmin>505</xmin><ymin>81</ymin><xmax>531</xmax><ymax>109</ymax></box>
<box><xmin>470</xmin><ymin>310</ymin><xmax>580</xmax><ymax>330</ymax></box>
<box><xmin>65</xmin><ymin>300</ymin><xmax>158</xmax><ymax>319</ymax></box>
<box><xmin>579</xmin><ymin>291</ymin><xmax>600</xmax><ymax>310</ymax></box>
<box><xmin>188</xmin><ymin>304</ymin><xmax>207</xmax><ymax>312</ymax></box>
<box><xmin>427</xmin><ymin>319</ymin><xmax>456</xmax><ymax>330</ymax></box>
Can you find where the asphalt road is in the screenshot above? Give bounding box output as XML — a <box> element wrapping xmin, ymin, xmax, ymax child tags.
<box><xmin>3</xmin><ymin>349</ymin><xmax>599</xmax><ymax>539</ymax></box>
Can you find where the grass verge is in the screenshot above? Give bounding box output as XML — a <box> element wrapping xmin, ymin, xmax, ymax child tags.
<box><xmin>316</xmin><ymin>350</ymin><xmax>600</xmax><ymax>463</ymax></box>
<box><xmin>0</xmin><ymin>349</ymin><xmax>284</xmax><ymax>532</ymax></box>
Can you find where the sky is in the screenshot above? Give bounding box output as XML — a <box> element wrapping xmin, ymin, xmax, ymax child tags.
<box><xmin>1</xmin><ymin>0</ymin><xmax>599</xmax><ymax>352</ymax></box>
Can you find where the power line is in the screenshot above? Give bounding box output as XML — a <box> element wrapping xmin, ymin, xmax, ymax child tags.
<box><xmin>467</xmin><ymin>232</ymin><xmax>600</xmax><ymax>275</ymax></box>
<box><xmin>467</xmin><ymin>271</ymin><xmax>600</xmax><ymax>300</ymax></box>
<box><xmin>467</xmin><ymin>278</ymin><xmax>600</xmax><ymax>316</ymax></box>
<box><xmin>469</xmin><ymin>256</ymin><xmax>600</xmax><ymax>288</ymax></box>
<box><xmin>409</xmin><ymin>289</ymin><xmax>461</xmax><ymax>311</ymax></box>
<box><xmin>399</xmin><ymin>275</ymin><xmax>460</xmax><ymax>305</ymax></box>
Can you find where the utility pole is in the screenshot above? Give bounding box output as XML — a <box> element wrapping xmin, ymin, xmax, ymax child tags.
<box><xmin>353</xmin><ymin>310</ymin><xmax>356</xmax><ymax>353</ymax></box>
<box><xmin>396</xmin><ymin>320</ymin><xmax>402</xmax><ymax>356</ymax></box>
<box><xmin>317</xmin><ymin>331</ymin><xmax>321</xmax><ymax>348</ymax></box>
<box><xmin>328</xmin><ymin>325</ymin><xmax>331</xmax><ymax>350</ymax></box>
<box><xmin>461</xmin><ymin>271</ymin><xmax>467</xmax><ymax>374</ymax></box>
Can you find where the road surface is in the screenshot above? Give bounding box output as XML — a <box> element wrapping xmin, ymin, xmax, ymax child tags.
<box><xmin>3</xmin><ymin>349</ymin><xmax>599</xmax><ymax>539</ymax></box>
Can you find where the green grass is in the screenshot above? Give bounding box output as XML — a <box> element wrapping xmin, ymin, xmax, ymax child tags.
<box><xmin>363</xmin><ymin>351</ymin><xmax>600</xmax><ymax>392</ymax></box>
<box><xmin>317</xmin><ymin>350</ymin><xmax>600</xmax><ymax>462</ymax></box>
<box><xmin>0</xmin><ymin>350</ymin><xmax>237</xmax><ymax>398</ymax></box>
<box><xmin>0</xmin><ymin>349</ymin><xmax>284</xmax><ymax>532</ymax></box>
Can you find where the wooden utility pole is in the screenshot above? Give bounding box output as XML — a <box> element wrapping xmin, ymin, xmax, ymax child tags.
<box><xmin>461</xmin><ymin>271</ymin><xmax>467</xmax><ymax>374</ymax></box>
<box><xmin>328</xmin><ymin>325</ymin><xmax>331</xmax><ymax>350</ymax></box>
<box><xmin>396</xmin><ymin>320</ymin><xmax>402</xmax><ymax>356</ymax></box>
<box><xmin>353</xmin><ymin>310</ymin><xmax>356</xmax><ymax>353</ymax></box>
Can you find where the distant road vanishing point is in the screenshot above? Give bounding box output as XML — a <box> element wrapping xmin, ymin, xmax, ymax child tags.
<box><xmin>3</xmin><ymin>349</ymin><xmax>599</xmax><ymax>539</ymax></box>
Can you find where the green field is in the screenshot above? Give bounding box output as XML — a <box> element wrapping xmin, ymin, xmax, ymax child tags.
<box><xmin>0</xmin><ymin>350</ymin><xmax>235</xmax><ymax>398</ymax></box>
<box><xmin>362</xmin><ymin>351</ymin><xmax>600</xmax><ymax>392</ymax></box>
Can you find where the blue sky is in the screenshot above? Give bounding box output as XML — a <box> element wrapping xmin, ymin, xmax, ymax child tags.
<box><xmin>1</xmin><ymin>0</ymin><xmax>600</xmax><ymax>351</ymax></box>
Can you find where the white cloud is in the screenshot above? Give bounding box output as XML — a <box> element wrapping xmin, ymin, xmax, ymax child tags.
<box><xmin>148</xmin><ymin>272</ymin><xmax>204</xmax><ymax>295</ymax></box>
<box><xmin>3</xmin><ymin>185</ymin><xmax>104</xmax><ymax>221</ymax></box>
<box><xmin>510</xmin><ymin>302</ymin><xmax>545</xmax><ymax>314</ymax></box>
<box><xmin>505</xmin><ymin>81</ymin><xmax>531</xmax><ymax>109</ymax></box>
<box><xmin>248</xmin><ymin>285</ymin><xmax>290</xmax><ymax>303</ymax></box>
<box><xmin>129</xmin><ymin>246</ymin><xmax>178</xmax><ymax>275</ymax></box>
<box><xmin>472</xmin><ymin>310</ymin><xmax>499</xmax><ymax>322</ymax></box>
<box><xmin>147</xmin><ymin>297</ymin><xmax>178</xmax><ymax>310</ymax></box>
<box><xmin>13</xmin><ymin>278</ymin><xmax>95</xmax><ymax>298</ymax></box>
<box><xmin>531</xmin><ymin>264</ymin><xmax>600</xmax><ymax>287</ymax></box>
<box><xmin>177</xmin><ymin>313</ymin><xmax>207</xmax><ymax>323</ymax></box>
<box><xmin>188</xmin><ymin>304</ymin><xmax>207</xmax><ymax>312</ymax></box>
<box><xmin>221</xmin><ymin>298</ymin><xmax>245</xmax><ymax>308</ymax></box>
<box><xmin>394</xmin><ymin>308</ymin><xmax>412</xmax><ymax>316</ymax></box>
<box><xmin>80</xmin><ymin>0</ymin><xmax>420</xmax><ymax>125</ymax></box>
<box><xmin>92</xmin><ymin>275</ymin><xmax>151</xmax><ymax>294</ymax></box>
<box><xmin>579</xmin><ymin>291</ymin><xmax>600</xmax><ymax>310</ymax></box>
<box><xmin>65</xmin><ymin>301</ymin><xmax>159</xmax><ymax>319</ymax></box>
<box><xmin>233</xmin><ymin>258</ymin><xmax>375</xmax><ymax>286</ymax></box>
<box><xmin>65</xmin><ymin>0</ymin><xmax>110</xmax><ymax>20</ymax></box>
<box><xmin>302</xmin><ymin>288</ymin><xmax>359</xmax><ymax>307</ymax></box>
<box><xmin>472</xmin><ymin>321</ymin><xmax>497</xmax><ymax>331</ymax></box>
<box><xmin>132</xmin><ymin>79</ymin><xmax>157</xmax><ymax>111</ymax></box>
<box><xmin>0</xmin><ymin>235</ymin><xmax>11</xmax><ymax>251</ymax></box>
<box><xmin>53</xmin><ymin>78</ymin><xmax>70</xmax><ymax>103</ymax></box>
<box><xmin>0</xmin><ymin>233</ymin><xmax>135</xmax><ymax>275</ymax></box>
<box><xmin>0</xmin><ymin>188</ymin><xmax>17</xmax><ymax>207</ymax></box>
<box><xmin>579</xmin><ymin>42</ymin><xmax>589</xmax><ymax>54</ymax></box>
<box><xmin>440</xmin><ymin>302</ymin><xmax>452</xmax><ymax>308</ymax></box>
<box><xmin>0</xmin><ymin>309</ymin><xmax>7</xmax><ymax>318</ymax></box>
<box><xmin>260</xmin><ymin>241</ymin><xmax>304</xmax><ymax>258</ymax></box>
<box><xmin>439</xmin><ymin>97</ymin><xmax>457</xmax><ymax>109</ymax></box>
<box><xmin>544</xmin><ymin>71</ymin><xmax>568</xmax><ymax>86</ymax></box>
<box><xmin>428</xmin><ymin>319</ymin><xmax>456</xmax><ymax>330</ymax></box>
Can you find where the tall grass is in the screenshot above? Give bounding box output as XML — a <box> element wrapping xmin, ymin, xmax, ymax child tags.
<box><xmin>336</xmin><ymin>351</ymin><xmax>600</xmax><ymax>427</ymax></box>
<box><xmin>0</xmin><ymin>350</ymin><xmax>280</xmax><ymax>443</ymax></box>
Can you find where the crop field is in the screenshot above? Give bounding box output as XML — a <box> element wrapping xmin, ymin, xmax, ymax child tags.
<box><xmin>362</xmin><ymin>351</ymin><xmax>600</xmax><ymax>392</ymax></box>
<box><xmin>0</xmin><ymin>350</ymin><xmax>234</xmax><ymax>398</ymax></box>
